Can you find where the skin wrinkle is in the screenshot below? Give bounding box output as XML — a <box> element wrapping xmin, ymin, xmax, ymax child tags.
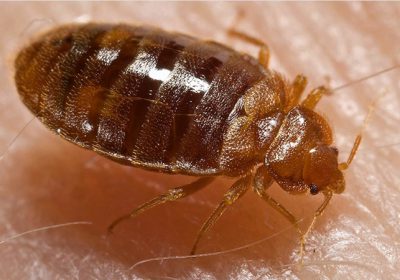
<box><xmin>286</xmin><ymin>5</ymin><xmax>332</xmax><ymax>65</ymax></box>
<box><xmin>292</xmin><ymin>5</ymin><xmax>354</xmax><ymax>81</ymax></box>
<box><xmin>362</xmin><ymin>6</ymin><xmax>399</xmax><ymax>61</ymax></box>
<box><xmin>359</xmin><ymin>160</ymin><xmax>399</xmax><ymax>233</ymax></box>
<box><xmin>0</xmin><ymin>2</ymin><xmax>399</xmax><ymax>279</ymax></box>
<box><xmin>333</xmin><ymin>210</ymin><xmax>395</xmax><ymax>271</ymax></box>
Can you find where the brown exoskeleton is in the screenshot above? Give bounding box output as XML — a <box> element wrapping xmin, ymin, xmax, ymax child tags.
<box><xmin>14</xmin><ymin>22</ymin><xmax>364</xmax><ymax>258</ymax></box>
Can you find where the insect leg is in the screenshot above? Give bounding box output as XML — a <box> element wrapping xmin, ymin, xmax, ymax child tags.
<box><xmin>300</xmin><ymin>65</ymin><xmax>396</xmax><ymax>110</ymax></box>
<box><xmin>301</xmin><ymin>86</ymin><xmax>330</xmax><ymax>110</ymax></box>
<box><xmin>299</xmin><ymin>191</ymin><xmax>333</xmax><ymax>261</ymax></box>
<box><xmin>253</xmin><ymin>166</ymin><xmax>302</xmax><ymax>236</ymax></box>
<box><xmin>190</xmin><ymin>174</ymin><xmax>252</xmax><ymax>255</ymax></box>
<box><xmin>227</xmin><ymin>29</ymin><xmax>270</xmax><ymax>68</ymax></box>
<box><xmin>107</xmin><ymin>177</ymin><xmax>215</xmax><ymax>234</ymax></box>
<box><xmin>286</xmin><ymin>74</ymin><xmax>308</xmax><ymax>110</ymax></box>
<box><xmin>227</xmin><ymin>10</ymin><xmax>270</xmax><ymax>68</ymax></box>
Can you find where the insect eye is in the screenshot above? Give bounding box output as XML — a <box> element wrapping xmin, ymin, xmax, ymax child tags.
<box><xmin>309</xmin><ymin>184</ymin><xmax>319</xmax><ymax>195</ymax></box>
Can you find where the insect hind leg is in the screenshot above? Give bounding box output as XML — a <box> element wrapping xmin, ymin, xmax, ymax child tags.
<box><xmin>107</xmin><ymin>177</ymin><xmax>214</xmax><ymax>234</ymax></box>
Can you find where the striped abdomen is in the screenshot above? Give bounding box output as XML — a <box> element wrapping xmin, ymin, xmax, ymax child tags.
<box><xmin>15</xmin><ymin>23</ymin><xmax>265</xmax><ymax>175</ymax></box>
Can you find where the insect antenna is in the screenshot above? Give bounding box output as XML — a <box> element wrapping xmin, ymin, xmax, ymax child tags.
<box><xmin>338</xmin><ymin>89</ymin><xmax>385</xmax><ymax>171</ymax></box>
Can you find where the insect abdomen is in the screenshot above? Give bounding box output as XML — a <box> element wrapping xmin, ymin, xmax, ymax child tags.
<box><xmin>15</xmin><ymin>23</ymin><xmax>265</xmax><ymax>175</ymax></box>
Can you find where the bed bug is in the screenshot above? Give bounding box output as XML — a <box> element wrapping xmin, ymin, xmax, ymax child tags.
<box><xmin>14</xmin><ymin>23</ymin><xmax>363</xmax><ymax>256</ymax></box>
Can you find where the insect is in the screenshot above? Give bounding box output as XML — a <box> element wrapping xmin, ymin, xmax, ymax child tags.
<box><xmin>14</xmin><ymin>22</ymin><xmax>363</xmax><ymax>257</ymax></box>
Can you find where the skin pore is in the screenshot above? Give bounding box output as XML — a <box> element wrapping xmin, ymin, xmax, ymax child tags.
<box><xmin>0</xmin><ymin>2</ymin><xmax>399</xmax><ymax>279</ymax></box>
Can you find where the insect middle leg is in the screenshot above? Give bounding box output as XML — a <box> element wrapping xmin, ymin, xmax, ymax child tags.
<box><xmin>227</xmin><ymin>29</ymin><xmax>270</xmax><ymax>68</ymax></box>
<box><xmin>107</xmin><ymin>177</ymin><xmax>215</xmax><ymax>234</ymax></box>
<box><xmin>190</xmin><ymin>174</ymin><xmax>252</xmax><ymax>255</ymax></box>
<box><xmin>227</xmin><ymin>11</ymin><xmax>270</xmax><ymax>68</ymax></box>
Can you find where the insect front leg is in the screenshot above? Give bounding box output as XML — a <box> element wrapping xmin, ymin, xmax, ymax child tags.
<box><xmin>286</xmin><ymin>74</ymin><xmax>308</xmax><ymax>110</ymax></box>
<box><xmin>253</xmin><ymin>166</ymin><xmax>302</xmax><ymax>236</ymax></box>
<box><xmin>107</xmin><ymin>177</ymin><xmax>214</xmax><ymax>234</ymax></box>
<box><xmin>301</xmin><ymin>86</ymin><xmax>330</xmax><ymax>110</ymax></box>
<box><xmin>190</xmin><ymin>174</ymin><xmax>252</xmax><ymax>255</ymax></box>
<box><xmin>299</xmin><ymin>191</ymin><xmax>333</xmax><ymax>262</ymax></box>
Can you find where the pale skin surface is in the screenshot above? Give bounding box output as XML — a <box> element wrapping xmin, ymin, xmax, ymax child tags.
<box><xmin>0</xmin><ymin>2</ymin><xmax>399</xmax><ymax>279</ymax></box>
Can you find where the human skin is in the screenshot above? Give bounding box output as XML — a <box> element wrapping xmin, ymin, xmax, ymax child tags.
<box><xmin>0</xmin><ymin>2</ymin><xmax>399</xmax><ymax>279</ymax></box>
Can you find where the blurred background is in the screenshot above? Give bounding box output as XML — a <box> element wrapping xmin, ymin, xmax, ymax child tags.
<box><xmin>0</xmin><ymin>2</ymin><xmax>399</xmax><ymax>279</ymax></box>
